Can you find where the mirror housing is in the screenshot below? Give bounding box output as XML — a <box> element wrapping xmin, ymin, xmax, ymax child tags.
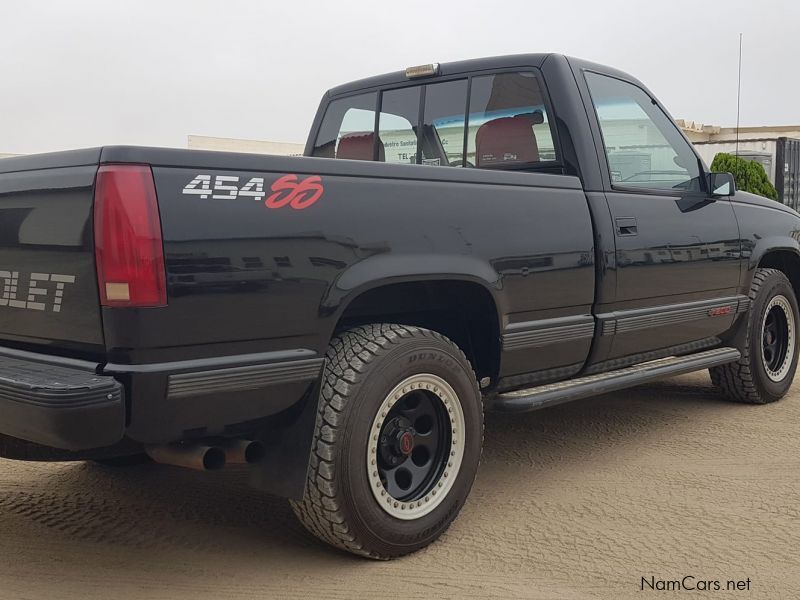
<box><xmin>709</xmin><ymin>172</ymin><xmax>736</xmax><ymax>197</ymax></box>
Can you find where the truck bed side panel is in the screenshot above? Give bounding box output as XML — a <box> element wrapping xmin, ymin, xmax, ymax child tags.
<box><xmin>100</xmin><ymin>157</ymin><xmax>595</xmax><ymax>383</ymax></box>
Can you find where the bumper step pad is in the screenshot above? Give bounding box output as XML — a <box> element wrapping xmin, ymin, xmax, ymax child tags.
<box><xmin>0</xmin><ymin>355</ymin><xmax>124</xmax><ymax>450</ymax></box>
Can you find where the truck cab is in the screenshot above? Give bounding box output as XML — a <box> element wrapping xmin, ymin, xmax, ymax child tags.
<box><xmin>304</xmin><ymin>54</ymin><xmax>754</xmax><ymax>380</ymax></box>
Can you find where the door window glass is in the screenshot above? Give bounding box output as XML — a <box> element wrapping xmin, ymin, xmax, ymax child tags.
<box><xmin>585</xmin><ymin>72</ymin><xmax>702</xmax><ymax>192</ymax></box>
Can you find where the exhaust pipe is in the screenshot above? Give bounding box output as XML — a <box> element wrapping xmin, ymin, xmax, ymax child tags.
<box><xmin>145</xmin><ymin>443</ymin><xmax>226</xmax><ymax>471</ymax></box>
<box><xmin>219</xmin><ymin>439</ymin><xmax>266</xmax><ymax>465</ymax></box>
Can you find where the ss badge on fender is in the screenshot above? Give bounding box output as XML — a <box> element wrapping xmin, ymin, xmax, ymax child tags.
<box><xmin>182</xmin><ymin>173</ymin><xmax>324</xmax><ymax>210</ymax></box>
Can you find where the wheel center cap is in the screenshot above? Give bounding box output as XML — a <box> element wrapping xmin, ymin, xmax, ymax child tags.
<box><xmin>399</xmin><ymin>431</ymin><xmax>414</xmax><ymax>456</ymax></box>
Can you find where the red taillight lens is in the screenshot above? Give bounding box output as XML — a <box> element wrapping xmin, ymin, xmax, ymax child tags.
<box><xmin>93</xmin><ymin>164</ymin><xmax>167</xmax><ymax>307</ymax></box>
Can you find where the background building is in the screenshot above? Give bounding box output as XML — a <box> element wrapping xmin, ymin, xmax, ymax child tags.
<box><xmin>187</xmin><ymin>135</ymin><xmax>304</xmax><ymax>156</ymax></box>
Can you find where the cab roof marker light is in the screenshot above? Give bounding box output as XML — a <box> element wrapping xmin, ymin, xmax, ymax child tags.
<box><xmin>405</xmin><ymin>63</ymin><xmax>440</xmax><ymax>79</ymax></box>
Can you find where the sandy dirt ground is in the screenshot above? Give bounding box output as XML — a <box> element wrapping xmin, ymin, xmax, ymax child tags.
<box><xmin>0</xmin><ymin>371</ymin><xmax>798</xmax><ymax>600</ymax></box>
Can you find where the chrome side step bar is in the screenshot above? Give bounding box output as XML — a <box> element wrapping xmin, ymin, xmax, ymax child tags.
<box><xmin>491</xmin><ymin>347</ymin><xmax>740</xmax><ymax>413</ymax></box>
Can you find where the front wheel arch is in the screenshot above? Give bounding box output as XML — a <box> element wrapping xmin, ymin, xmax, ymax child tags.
<box><xmin>757</xmin><ymin>248</ymin><xmax>800</xmax><ymax>300</ymax></box>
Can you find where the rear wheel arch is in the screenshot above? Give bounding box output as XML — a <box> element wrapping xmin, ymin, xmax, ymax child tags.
<box><xmin>329</xmin><ymin>278</ymin><xmax>502</xmax><ymax>386</ymax></box>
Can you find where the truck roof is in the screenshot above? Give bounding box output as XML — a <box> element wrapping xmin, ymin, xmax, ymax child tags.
<box><xmin>326</xmin><ymin>53</ymin><xmax>555</xmax><ymax>97</ymax></box>
<box><xmin>327</xmin><ymin>53</ymin><xmax>651</xmax><ymax>113</ymax></box>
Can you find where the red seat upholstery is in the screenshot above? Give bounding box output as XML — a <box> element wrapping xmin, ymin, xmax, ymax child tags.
<box><xmin>336</xmin><ymin>132</ymin><xmax>385</xmax><ymax>161</ymax></box>
<box><xmin>475</xmin><ymin>115</ymin><xmax>539</xmax><ymax>167</ymax></box>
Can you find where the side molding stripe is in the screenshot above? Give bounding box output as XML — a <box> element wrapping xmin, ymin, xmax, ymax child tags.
<box><xmin>502</xmin><ymin>296</ymin><xmax>748</xmax><ymax>351</ymax></box>
<box><xmin>503</xmin><ymin>316</ymin><xmax>595</xmax><ymax>351</ymax></box>
<box><xmin>167</xmin><ymin>358</ymin><xmax>324</xmax><ymax>399</ymax></box>
<box><xmin>598</xmin><ymin>295</ymin><xmax>748</xmax><ymax>337</ymax></box>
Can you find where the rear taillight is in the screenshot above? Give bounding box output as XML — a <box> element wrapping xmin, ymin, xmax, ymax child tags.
<box><xmin>93</xmin><ymin>164</ymin><xmax>167</xmax><ymax>307</ymax></box>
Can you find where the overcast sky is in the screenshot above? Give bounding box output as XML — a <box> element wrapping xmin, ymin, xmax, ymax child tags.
<box><xmin>2</xmin><ymin>0</ymin><xmax>798</xmax><ymax>154</ymax></box>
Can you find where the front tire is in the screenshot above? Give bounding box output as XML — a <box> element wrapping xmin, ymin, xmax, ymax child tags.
<box><xmin>290</xmin><ymin>323</ymin><xmax>483</xmax><ymax>559</ymax></box>
<box><xmin>710</xmin><ymin>268</ymin><xmax>799</xmax><ymax>403</ymax></box>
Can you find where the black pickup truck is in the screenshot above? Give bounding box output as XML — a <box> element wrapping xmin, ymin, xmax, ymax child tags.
<box><xmin>1</xmin><ymin>53</ymin><xmax>799</xmax><ymax>559</ymax></box>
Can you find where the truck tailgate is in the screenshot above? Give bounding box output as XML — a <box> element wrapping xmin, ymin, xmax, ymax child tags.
<box><xmin>0</xmin><ymin>162</ymin><xmax>103</xmax><ymax>349</ymax></box>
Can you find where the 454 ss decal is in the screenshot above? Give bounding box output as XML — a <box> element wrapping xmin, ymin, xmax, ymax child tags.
<box><xmin>182</xmin><ymin>173</ymin><xmax>324</xmax><ymax>210</ymax></box>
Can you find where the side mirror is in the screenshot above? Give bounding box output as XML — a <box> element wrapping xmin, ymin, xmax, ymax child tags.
<box><xmin>709</xmin><ymin>172</ymin><xmax>736</xmax><ymax>197</ymax></box>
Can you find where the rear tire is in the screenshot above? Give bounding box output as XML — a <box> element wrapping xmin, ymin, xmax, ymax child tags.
<box><xmin>710</xmin><ymin>268</ymin><xmax>799</xmax><ymax>403</ymax></box>
<box><xmin>290</xmin><ymin>323</ymin><xmax>483</xmax><ymax>559</ymax></box>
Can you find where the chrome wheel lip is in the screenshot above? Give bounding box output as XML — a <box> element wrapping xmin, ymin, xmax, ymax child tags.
<box><xmin>761</xmin><ymin>294</ymin><xmax>795</xmax><ymax>382</ymax></box>
<box><xmin>367</xmin><ymin>373</ymin><xmax>466</xmax><ymax>520</ymax></box>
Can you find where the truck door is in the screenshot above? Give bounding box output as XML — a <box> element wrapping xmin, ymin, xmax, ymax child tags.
<box><xmin>582</xmin><ymin>71</ymin><xmax>742</xmax><ymax>366</ymax></box>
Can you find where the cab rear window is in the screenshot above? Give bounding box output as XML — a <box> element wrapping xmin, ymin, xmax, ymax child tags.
<box><xmin>467</xmin><ymin>73</ymin><xmax>556</xmax><ymax>167</ymax></box>
<box><xmin>312</xmin><ymin>71</ymin><xmax>557</xmax><ymax>171</ymax></box>
<box><xmin>311</xmin><ymin>92</ymin><xmax>378</xmax><ymax>160</ymax></box>
<box><xmin>378</xmin><ymin>86</ymin><xmax>421</xmax><ymax>165</ymax></box>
